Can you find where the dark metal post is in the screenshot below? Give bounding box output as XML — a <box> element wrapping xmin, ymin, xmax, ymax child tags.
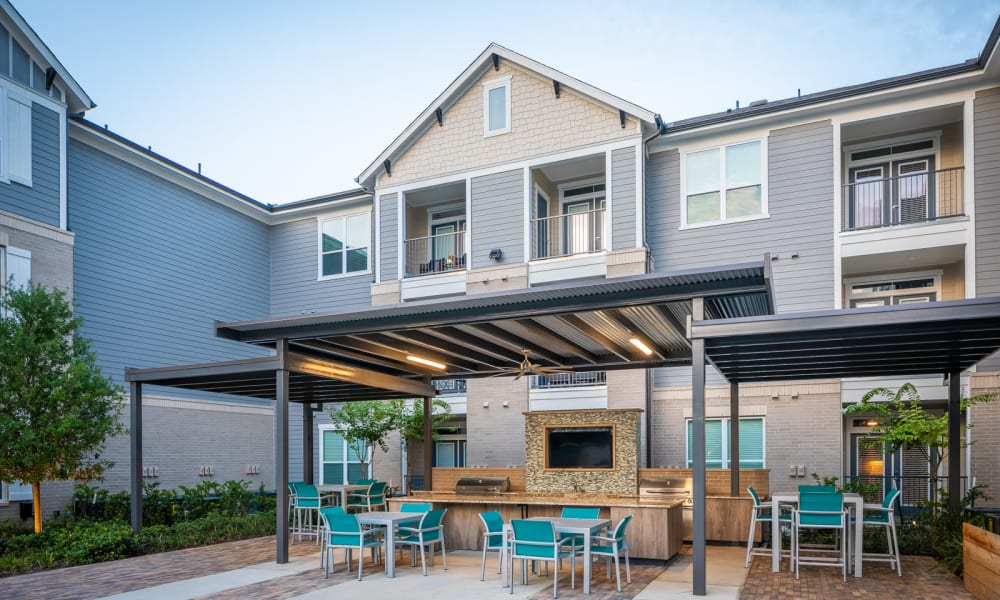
<box><xmin>275</xmin><ymin>339</ymin><xmax>290</xmax><ymax>564</ymax></box>
<box><xmin>730</xmin><ymin>381</ymin><xmax>740</xmax><ymax>498</ymax></box>
<box><xmin>691</xmin><ymin>297</ymin><xmax>707</xmax><ymax>596</ymax></box>
<box><xmin>129</xmin><ymin>381</ymin><xmax>143</xmax><ymax>533</ymax></box>
<box><xmin>948</xmin><ymin>371</ymin><xmax>961</xmax><ymax>514</ymax></box>
<box><xmin>423</xmin><ymin>380</ymin><xmax>433</xmax><ymax>491</ymax></box>
<box><xmin>303</xmin><ymin>404</ymin><xmax>314</xmax><ymax>484</ymax></box>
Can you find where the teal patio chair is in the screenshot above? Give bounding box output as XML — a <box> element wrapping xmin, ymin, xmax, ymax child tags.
<box><xmin>799</xmin><ymin>485</ymin><xmax>836</xmax><ymax>493</ymax></box>
<box><xmin>792</xmin><ymin>491</ymin><xmax>847</xmax><ymax>581</ymax></box>
<box><xmin>318</xmin><ymin>505</ymin><xmax>347</xmax><ymax>568</ymax></box>
<box><xmin>396</xmin><ymin>507</ymin><xmax>448</xmax><ymax>576</ymax></box>
<box><xmin>745</xmin><ymin>486</ymin><xmax>791</xmax><ymax>567</ymax></box>
<box><xmin>290</xmin><ymin>482</ymin><xmax>324</xmax><ymax>542</ymax></box>
<box><xmin>320</xmin><ymin>510</ymin><xmax>383</xmax><ymax>580</ymax></box>
<box><xmin>560</xmin><ymin>506</ymin><xmax>600</xmax><ymax>549</ymax></box>
<box><xmin>347</xmin><ymin>481</ymin><xmax>388</xmax><ymax>512</ymax></box>
<box><xmin>401</xmin><ymin>503</ymin><xmax>432</xmax><ymax>513</ymax></box>
<box><xmin>857</xmin><ymin>488</ymin><xmax>902</xmax><ymax>576</ymax></box>
<box><xmin>478</xmin><ymin>510</ymin><xmax>506</xmax><ymax>581</ymax></box>
<box><xmin>586</xmin><ymin>515</ymin><xmax>633</xmax><ymax>592</ymax></box>
<box><xmin>509</xmin><ymin>519</ymin><xmax>575</xmax><ymax>598</ymax></box>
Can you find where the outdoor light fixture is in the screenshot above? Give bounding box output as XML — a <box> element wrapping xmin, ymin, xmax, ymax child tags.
<box><xmin>489</xmin><ymin>248</ymin><xmax>503</xmax><ymax>261</ymax></box>
<box><xmin>406</xmin><ymin>355</ymin><xmax>446</xmax><ymax>370</ymax></box>
<box><xmin>866</xmin><ymin>419</ymin><xmax>879</xmax><ymax>427</ymax></box>
<box><xmin>628</xmin><ymin>337</ymin><xmax>654</xmax><ymax>356</ymax></box>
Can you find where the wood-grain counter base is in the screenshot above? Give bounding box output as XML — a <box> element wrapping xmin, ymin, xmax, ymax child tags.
<box><xmin>387</xmin><ymin>493</ymin><xmax>683</xmax><ymax>560</ymax></box>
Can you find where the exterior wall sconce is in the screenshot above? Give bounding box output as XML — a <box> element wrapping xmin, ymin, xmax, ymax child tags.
<box><xmin>502</xmin><ymin>400</ymin><xmax>509</xmax><ymax>407</ymax></box>
<box><xmin>489</xmin><ymin>248</ymin><xmax>503</xmax><ymax>261</ymax></box>
<box><xmin>482</xmin><ymin>400</ymin><xmax>490</xmax><ymax>408</ymax></box>
<box><xmin>771</xmin><ymin>392</ymin><xmax>780</xmax><ymax>399</ymax></box>
<box><xmin>790</xmin><ymin>391</ymin><xmax>799</xmax><ymax>399</ymax></box>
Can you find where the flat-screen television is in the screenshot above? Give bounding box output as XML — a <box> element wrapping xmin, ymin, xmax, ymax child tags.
<box><xmin>545</xmin><ymin>425</ymin><xmax>614</xmax><ymax>470</ymax></box>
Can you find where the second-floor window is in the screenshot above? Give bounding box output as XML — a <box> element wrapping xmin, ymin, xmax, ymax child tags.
<box><xmin>319</xmin><ymin>212</ymin><xmax>370</xmax><ymax>278</ymax></box>
<box><xmin>684</xmin><ymin>140</ymin><xmax>764</xmax><ymax>226</ymax></box>
<box><xmin>1</xmin><ymin>86</ymin><xmax>33</xmax><ymax>187</ymax></box>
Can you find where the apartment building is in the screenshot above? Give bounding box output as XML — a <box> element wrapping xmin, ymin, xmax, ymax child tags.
<box><xmin>1</xmin><ymin>0</ymin><xmax>999</xmax><ymax>524</ymax></box>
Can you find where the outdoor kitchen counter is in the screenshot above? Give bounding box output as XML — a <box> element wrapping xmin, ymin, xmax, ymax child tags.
<box><xmin>387</xmin><ymin>493</ymin><xmax>683</xmax><ymax>560</ymax></box>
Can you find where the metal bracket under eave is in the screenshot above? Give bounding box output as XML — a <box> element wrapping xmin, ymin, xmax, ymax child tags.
<box><xmin>435</xmin><ymin>107</ymin><xmax>443</xmax><ymax>126</ymax></box>
<box><xmin>553</xmin><ymin>81</ymin><xmax>561</xmax><ymax>98</ymax></box>
<box><xmin>383</xmin><ymin>159</ymin><xmax>392</xmax><ymax>177</ymax></box>
<box><xmin>492</xmin><ymin>53</ymin><xmax>500</xmax><ymax>71</ymax></box>
<box><xmin>620</xmin><ymin>110</ymin><xmax>626</xmax><ymax>128</ymax></box>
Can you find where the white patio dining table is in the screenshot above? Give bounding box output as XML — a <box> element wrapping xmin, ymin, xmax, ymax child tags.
<box><xmin>501</xmin><ymin>516</ymin><xmax>612</xmax><ymax>594</ymax></box>
<box><xmin>317</xmin><ymin>483</ymin><xmax>370</xmax><ymax>507</ymax></box>
<box><xmin>770</xmin><ymin>491</ymin><xmax>865</xmax><ymax>577</ymax></box>
<box><xmin>357</xmin><ymin>511</ymin><xmax>423</xmax><ymax>577</ymax></box>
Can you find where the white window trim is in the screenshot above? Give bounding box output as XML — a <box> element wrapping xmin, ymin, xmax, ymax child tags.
<box><xmin>317</xmin><ymin>210</ymin><xmax>372</xmax><ymax>281</ymax></box>
<box><xmin>844</xmin><ymin>269</ymin><xmax>943</xmax><ymax>306</ymax></box>
<box><xmin>0</xmin><ymin>84</ymin><xmax>34</xmax><ymax>187</ymax></box>
<box><xmin>426</xmin><ymin>202</ymin><xmax>467</xmax><ymax>237</ymax></box>
<box><xmin>844</xmin><ymin>131</ymin><xmax>941</xmax><ymax>170</ymax></box>
<box><xmin>679</xmin><ymin>137</ymin><xmax>769</xmax><ymax>230</ymax></box>
<box><xmin>482</xmin><ymin>76</ymin><xmax>512</xmax><ymax>137</ymax></box>
<box><xmin>318</xmin><ymin>424</ymin><xmax>370</xmax><ymax>485</ymax></box>
<box><xmin>684</xmin><ymin>416</ymin><xmax>766</xmax><ymax>469</ymax></box>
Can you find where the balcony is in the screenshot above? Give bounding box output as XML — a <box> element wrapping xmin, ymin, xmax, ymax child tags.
<box><xmin>841</xmin><ymin>166</ymin><xmax>964</xmax><ymax>232</ymax></box>
<box><xmin>530</xmin><ymin>371</ymin><xmax>607</xmax><ymax>389</ymax></box>
<box><xmin>404</xmin><ymin>230</ymin><xmax>467</xmax><ymax>277</ymax></box>
<box><xmin>530</xmin><ymin>207</ymin><xmax>606</xmax><ymax>260</ymax></box>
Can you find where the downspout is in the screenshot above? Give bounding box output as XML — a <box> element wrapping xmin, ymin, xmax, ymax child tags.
<box><xmin>645</xmin><ymin>368</ymin><xmax>653</xmax><ymax>468</ymax></box>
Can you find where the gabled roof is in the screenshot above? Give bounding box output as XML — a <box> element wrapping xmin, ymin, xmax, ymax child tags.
<box><xmin>2</xmin><ymin>0</ymin><xmax>94</xmax><ymax>114</ymax></box>
<box><xmin>356</xmin><ymin>43</ymin><xmax>659</xmax><ymax>190</ymax></box>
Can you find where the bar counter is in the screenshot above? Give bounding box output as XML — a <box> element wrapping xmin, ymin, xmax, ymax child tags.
<box><xmin>386</xmin><ymin>492</ymin><xmax>684</xmax><ymax>560</ymax></box>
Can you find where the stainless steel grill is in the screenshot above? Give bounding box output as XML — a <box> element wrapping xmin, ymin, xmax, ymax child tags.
<box><xmin>455</xmin><ymin>476</ymin><xmax>510</xmax><ymax>495</ymax></box>
<box><xmin>638</xmin><ymin>477</ymin><xmax>693</xmax><ymax>506</ymax></box>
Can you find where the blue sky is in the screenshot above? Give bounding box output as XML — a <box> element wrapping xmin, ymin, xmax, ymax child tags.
<box><xmin>17</xmin><ymin>1</ymin><xmax>999</xmax><ymax>205</ymax></box>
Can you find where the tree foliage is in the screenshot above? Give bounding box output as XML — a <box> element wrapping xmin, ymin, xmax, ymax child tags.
<box><xmin>398</xmin><ymin>397</ymin><xmax>454</xmax><ymax>442</ymax></box>
<box><xmin>0</xmin><ymin>283</ymin><xmax>124</xmax><ymax>532</ymax></box>
<box><xmin>325</xmin><ymin>399</ymin><xmax>403</xmax><ymax>479</ymax></box>
<box><xmin>843</xmin><ymin>382</ymin><xmax>995</xmax><ymax>511</ymax></box>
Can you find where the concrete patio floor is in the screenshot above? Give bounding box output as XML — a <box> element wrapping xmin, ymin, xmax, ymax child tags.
<box><xmin>3</xmin><ymin>535</ymin><xmax>975</xmax><ymax>600</ymax></box>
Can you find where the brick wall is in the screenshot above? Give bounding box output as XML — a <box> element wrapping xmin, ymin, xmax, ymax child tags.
<box><xmin>971</xmin><ymin>373</ymin><xmax>1000</xmax><ymax>505</ymax></box>
<box><xmin>465</xmin><ymin>377</ymin><xmax>528</xmax><ymax>467</ymax></box>
<box><xmin>607</xmin><ymin>369</ymin><xmax>648</xmax><ymax>465</ymax></box>
<box><xmin>378</xmin><ymin>61</ymin><xmax>640</xmax><ymax>187</ymax></box>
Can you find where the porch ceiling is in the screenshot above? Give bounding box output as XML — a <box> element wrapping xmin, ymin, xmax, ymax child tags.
<box><xmin>691</xmin><ymin>297</ymin><xmax>1000</xmax><ymax>383</ymax></box>
<box><xmin>126</xmin><ymin>261</ymin><xmax>774</xmax><ymax>403</ymax></box>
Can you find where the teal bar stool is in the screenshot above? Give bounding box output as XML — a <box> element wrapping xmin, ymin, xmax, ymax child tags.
<box><xmin>478</xmin><ymin>510</ymin><xmax>506</xmax><ymax>581</ymax></box>
<box><xmin>745</xmin><ymin>487</ymin><xmax>791</xmax><ymax>567</ymax></box>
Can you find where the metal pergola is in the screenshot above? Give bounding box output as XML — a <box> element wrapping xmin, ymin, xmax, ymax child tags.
<box><xmin>123</xmin><ymin>260</ymin><xmax>1000</xmax><ymax>596</ymax></box>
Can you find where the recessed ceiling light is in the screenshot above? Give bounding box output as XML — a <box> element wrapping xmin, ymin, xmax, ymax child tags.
<box><xmin>406</xmin><ymin>355</ymin><xmax>446</xmax><ymax>370</ymax></box>
<box><xmin>629</xmin><ymin>337</ymin><xmax>654</xmax><ymax>356</ymax></box>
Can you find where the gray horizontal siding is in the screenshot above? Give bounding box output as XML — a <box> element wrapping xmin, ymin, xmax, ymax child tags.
<box><xmin>270</xmin><ymin>217</ymin><xmax>373</xmax><ymax>316</ymax></box>
<box><xmin>379</xmin><ymin>193</ymin><xmax>398</xmax><ymax>280</ymax></box>
<box><xmin>471</xmin><ymin>169</ymin><xmax>524</xmax><ymax>269</ymax></box>
<box><xmin>976</xmin><ymin>87</ymin><xmax>1000</xmax><ymax>370</ymax></box>
<box><xmin>67</xmin><ymin>139</ymin><xmax>272</xmax><ymax>396</ymax></box>
<box><xmin>648</xmin><ymin>120</ymin><xmax>834</xmax><ymax>388</ymax></box>
<box><xmin>0</xmin><ymin>102</ymin><xmax>60</xmax><ymax>226</ymax></box>
<box><xmin>611</xmin><ymin>146</ymin><xmax>636</xmax><ymax>249</ymax></box>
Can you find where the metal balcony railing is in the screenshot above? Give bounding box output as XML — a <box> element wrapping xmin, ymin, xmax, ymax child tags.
<box><xmin>530</xmin><ymin>371</ymin><xmax>607</xmax><ymax>389</ymax></box>
<box><xmin>404</xmin><ymin>230</ymin><xmax>466</xmax><ymax>277</ymax></box>
<box><xmin>530</xmin><ymin>208</ymin><xmax>605</xmax><ymax>260</ymax></box>
<box><xmin>433</xmin><ymin>379</ymin><xmax>467</xmax><ymax>396</ymax></box>
<box><xmin>841</xmin><ymin>166</ymin><xmax>964</xmax><ymax>232</ymax></box>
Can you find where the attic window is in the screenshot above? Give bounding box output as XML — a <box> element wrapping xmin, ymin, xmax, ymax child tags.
<box><xmin>483</xmin><ymin>76</ymin><xmax>511</xmax><ymax>137</ymax></box>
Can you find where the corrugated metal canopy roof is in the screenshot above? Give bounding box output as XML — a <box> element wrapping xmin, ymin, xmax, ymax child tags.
<box><xmin>691</xmin><ymin>297</ymin><xmax>1000</xmax><ymax>383</ymax></box>
<box><xmin>127</xmin><ymin>262</ymin><xmax>774</xmax><ymax>402</ymax></box>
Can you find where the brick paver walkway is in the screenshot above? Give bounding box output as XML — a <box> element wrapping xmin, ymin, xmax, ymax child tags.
<box><xmin>740</xmin><ymin>554</ymin><xmax>974</xmax><ymax>599</ymax></box>
<box><xmin>1</xmin><ymin>536</ymin><xmax>317</xmax><ymax>600</ymax></box>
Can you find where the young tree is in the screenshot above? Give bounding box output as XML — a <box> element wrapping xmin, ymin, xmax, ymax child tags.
<box><xmin>844</xmin><ymin>382</ymin><xmax>995</xmax><ymax>512</ymax></box>
<box><xmin>325</xmin><ymin>399</ymin><xmax>403</xmax><ymax>481</ymax></box>
<box><xmin>398</xmin><ymin>398</ymin><xmax>454</xmax><ymax>491</ymax></box>
<box><xmin>0</xmin><ymin>283</ymin><xmax>124</xmax><ymax>532</ymax></box>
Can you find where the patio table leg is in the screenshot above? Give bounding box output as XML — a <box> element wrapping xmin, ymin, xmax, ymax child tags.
<box><xmin>771</xmin><ymin>497</ymin><xmax>781</xmax><ymax>572</ymax></box>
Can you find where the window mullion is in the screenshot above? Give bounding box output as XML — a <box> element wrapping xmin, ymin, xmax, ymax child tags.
<box><xmin>719</xmin><ymin>149</ymin><xmax>726</xmax><ymax>221</ymax></box>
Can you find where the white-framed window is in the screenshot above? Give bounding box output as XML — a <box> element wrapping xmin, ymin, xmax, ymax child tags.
<box><xmin>4</xmin><ymin>88</ymin><xmax>33</xmax><ymax>186</ymax></box>
<box><xmin>845</xmin><ymin>270</ymin><xmax>942</xmax><ymax>308</ymax></box>
<box><xmin>482</xmin><ymin>76</ymin><xmax>511</xmax><ymax>137</ymax></box>
<box><xmin>682</xmin><ymin>139</ymin><xmax>765</xmax><ymax>227</ymax></box>
<box><xmin>686</xmin><ymin>417</ymin><xmax>765</xmax><ymax>469</ymax></box>
<box><xmin>318</xmin><ymin>211</ymin><xmax>371</xmax><ymax>279</ymax></box>
<box><xmin>319</xmin><ymin>426</ymin><xmax>367</xmax><ymax>485</ymax></box>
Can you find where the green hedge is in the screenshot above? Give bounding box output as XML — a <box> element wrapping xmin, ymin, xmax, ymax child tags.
<box><xmin>0</xmin><ymin>480</ymin><xmax>277</xmax><ymax>576</ymax></box>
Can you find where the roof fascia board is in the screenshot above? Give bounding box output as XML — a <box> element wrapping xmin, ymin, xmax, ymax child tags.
<box><xmin>357</xmin><ymin>43</ymin><xmax>657</xmax><ymax>188</ymax></box>
<box><xmin>652</xmin><ymin>62</ymin><xmax>992</xmax><ymax>148</ymax></box>
<box><xmin>1</xmin><ymin>0</ymin><xmax>94</xmax><ymax>113</ymax></box>
<box><xmin>268</xmin><ymin>192</ymin><xmax>372</xmax><ymax>223</ymax></box>
<box><xmin>69</xmin><ymin>120</ymin><xmax>275</xmax><ymax>223</ymax></box>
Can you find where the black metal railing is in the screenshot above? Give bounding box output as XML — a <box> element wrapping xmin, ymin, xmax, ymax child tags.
<box><xmin>404</xmin><ymin>230</ymin><xmax>466</xmax><ymax>277</ymax></box>
<box><xmin>841</xmin><ymin>166</ymin><xmax>964</xmax><ymax>232</ymax></box>
<box><xmin>530</xmin><ymin>208</ymin><xmax>605</xmax><ymax>259</ymax></box>
<box><xmin>846</xmin><ymin>474</ymin><xmax>971</xmax><ymax>513</ymax></box>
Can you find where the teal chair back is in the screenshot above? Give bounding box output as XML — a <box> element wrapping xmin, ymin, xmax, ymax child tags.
<box><xmin>402</xmin><ymin>503</ymin><xmax>431</xmax><ymax>513</ymax></box>
<box><xmin>324</xmin><ymin>511</ymin><xmax>364</xmax><ymax>546</ymax></box>
<box><xmin>867</xmin><ymin>488</ymin><xmax>901</xmax><ymax>524</ymax></box>
<box><xmin>418</xmin><ymin>508</ymin><xmax>447</xmax><ymax>542</ymax></box>
<box><xmin>799</xmin><ymin>492</ymin><xmax>844</xmax><ymax>527</ymax></box>
<box><xmin>479</xmin><ymin>510</ymin><xmax>505</xmax><ymax>549</ymax></box>
<box><xmin>561</xmin><ymin>507</ymin><xmax>600</xmax><ymax>519</ymax></box>
<box><xmin>320</xmin><ymin>505</ymin><xmax>346</xmax><ymax>522</ymax></box>
<box><xmin>295</xmin><ymin>483</ymin><xmax>321</xmax><ymax>508</ymax></box>
<box><xmin>369</xmin><ymin>481</ymin><xmax>387</xmax><ymax>502</ymax></box>
<box><xmin>511</xmin><ymin>519</ymin><xmax>558</xmax><ymax>559</ymax></box>
<box><xmin>354</xmin><ymin>478</ymin><xmax>376</xmax><ymax>486</ymax></box>
<box><xmin>799</xmin><ymin>485</ymin><xmax>835</xmax><ymax>494</ymax></box>
<box><xmin>748</xmin><ymin>486</ymin><xmax>763</xmax><ymax>506</ymax></box>
<box><xmin>609</xmin><ymin>515</ymin><xmax>632</xmax><ymax>551</ymax></box>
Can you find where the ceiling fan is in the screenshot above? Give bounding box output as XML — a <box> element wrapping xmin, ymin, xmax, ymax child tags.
<box><xmin>492</xmin><ymin>349</ymin><xmax>573</xmax><ymax>380</ymax></box>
